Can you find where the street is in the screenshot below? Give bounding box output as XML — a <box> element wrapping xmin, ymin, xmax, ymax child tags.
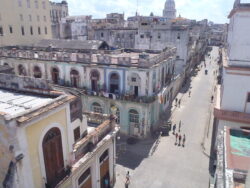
<box><xmin>114</xmin><ymin>46</ymin><xmax>219</xmax><ymax>188</ymax></box>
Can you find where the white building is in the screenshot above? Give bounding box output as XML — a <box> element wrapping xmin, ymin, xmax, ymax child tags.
<box><xmin>214</xmin><ymin>0</ymin><xmax>250</xmax><ymax>186</ymax></box>
<box><xmin>163</xmin><ymin>0</ymin><xmax>176</xmax><ymax>19</ymax></box>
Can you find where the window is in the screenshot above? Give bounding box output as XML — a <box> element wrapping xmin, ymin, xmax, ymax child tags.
<box><xmin>140</xmin><ymin>34</ymin><xmax>144</xmax><ymax>39</ymax></box>
<box><xmin>0</xmin><ymin>26</ymin><xmax>3</xmax><ymax>36</ymax></box>
<box><xmin>92</xmin><ymin>102</ymin><xmax>103</xmax><ymax>113</ymax></box>
<box><xmin>116</xmin><ymin>108</ymin><xmax>120</xmax><ymax>124</ymax></box>
<box><xmin>158</xmin><ymin>33</ymin><xmax>161</xmax><ymax>39</ymax></box>
<box><xmin>101</xmin><ymin>32</ymin><xmax>104</xmax><ymax>37</ymax></box>
<box><xmin>129</xmin><ymin>109</ymin><xmax>139</xmax><ymax>123</ymax></box>
<box><xmin>18</xmin><ymin>0</ymin><xmax>22</xmax><ymax>7</ymax></box>
<box><xmin>132</xmin><ymin>77</ymin><xmax>136</xmax><ymax>82</ymax></box>
<box><xmin>43</xmin><ymin>16</ymin><xmax>46</xmax><ymax>22</ymax></box>
<box><xmin>38</xmin><ymin>27</ymin><xmax>41</xmax><ymax>35</ymax></box>
<box><xmin>78</xmin><ymin>168</ymin><xmax>91</xmax><ymax>186</ymax></box>
<box><xmin>34</xmin><ymin>0</ymin><xmax>38</xmax><ymax>8</ymax></box>
<box><xmin>29</xmin><ymin>15</ymin><xmax>32</xmax><ymax>21</ymax></box>
<box><xmin>20</xmin><ymin>14</ymin><xmax>23</xmax><ymax>21</ymax></box>
<box><xmin>21</xmin><ymin>26</ymin><xmax>25</xmax><ymax>35</ymax></box>
<box><xmin>99</xmin><ymin>150</ymin><xmax>109</xmax><ymax>163</ymax></box>
<box><xmin>27</xmin><ymin>0</ymin><xmax>30</xmax><ymax>8</ymax></box>
<box><xmin>33</xmin><ymin>66</ymin><xmax>42</xmax><ymax>78</ymax></box>
<box><xmin>247</xmin><ymin>93</ymin><xmax>250</xmax><ymax>102</ymax></box>
<box><xmin>177</xmin><ymin>33</ymin><xmax>180</xmax><ymax>40</ymax></box>
<box><xmin>9</xmin><ymin>26</ymin><xmax>13</xmax><ymax>34</ymax></box>
<box><xmin>44</xmin><ymin>27</ymin><xmax>47</xmax><ymax>35</ymax></box>
<box><xmin>30</xmin><ymin>26</ymin><xmax>33</xmax><ymax>35</ymax></box>
<box><xmin>74</xmin><ymin>127</ymin><xmax>80</xmax><ymax>142</ymax></box>
<box><xmin>42</xmin><ymin>1</ymin><xmax>46</xmax><ymax>9</ymax></box>
<box><xmin>37</xmin><ymin>15</ymin><xmax>40</xmax><ymax>22</ymax></box>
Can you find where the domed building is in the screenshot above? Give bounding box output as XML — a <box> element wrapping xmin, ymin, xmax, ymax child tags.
<box><xmin>163</xmin><ymin>0</ymin><xmax>176</xmax><ymax>19</ymax></box>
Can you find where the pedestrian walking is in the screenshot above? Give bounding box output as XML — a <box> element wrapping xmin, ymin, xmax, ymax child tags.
<box><xmin>188</xmin><ymin>90</ymin><xmax>191</xmax><ymax>97</ymax></box>
<box><xmin>175</xmin><ymin>133</ymin><xmax>178</xmax><ymax>144</ymax></box>
<box><xmin>211</xmin><ymin>95</ymin><xmax>214</xmax><ymax>103</ymax></box>
<box><xmin>178</xmin><ymin>134</ymin><xmax>182</xmax><ymax>146</ymax></box>
<box><xmin>182</xmin><ymin>134</ymin><xmax>186</xmax><ymax>147</ymax></box>
<box><xmin>178</xmin><ymin>99</ymin><xmax>181</xmax><ymax>107</ymax></box>
<box><xmin>125</xmin><ymin>171</ymin><xmax>130</xmax><ymax>188</ymax></box>
<box><xmin>173</xmin><ymin>124</ymin><xmax>176</xmax><ymax>134</ymax></box>
<box><xmin>178</xmin><ymin>121</ymin><xmax>181</xmax><ymax>132</ymax></box>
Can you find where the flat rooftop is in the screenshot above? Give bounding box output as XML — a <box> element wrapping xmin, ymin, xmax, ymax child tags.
<box><xmin>226</xmin><ymin>128</ymin><xmax>250</xmax><ymax>171</ymax></box>
<box><xmin>0</xmin><ymin>89</ymin><xmax>53</xmax><ymax>117</ymax></box>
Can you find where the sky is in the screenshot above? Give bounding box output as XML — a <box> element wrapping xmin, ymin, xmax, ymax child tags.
<box><xmin>53</xmin><ymin>0</ymin><xmax>248</xmax><ymax>24</ymax></box>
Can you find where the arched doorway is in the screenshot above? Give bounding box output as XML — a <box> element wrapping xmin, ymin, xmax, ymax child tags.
<box><xmin>70</xmin><ymin>69</ymin><xmax>79</xmax><ymax>88</ymax></box>
<box><xmin>109</xmin><ymin>73</ymin><xmax>119</xmax><ymax>94</ymax></box>
<box><xmin>18</xmin><ymin>64</ymin><xmax>26</xmax><ymax>76</ymax></box>
<box><xmin>33</xmin><ymin>66</ymin><xmax>42</xmax><ymax>78</ymax></box>
<box><xmin>42</xmin><ymin>127</ymin><xmax>64</xmax><ymax>187</ymax></box>
<box><xmin>51</xmin><ymin>67</ymin><xmax>60</xmax><ymax>84</ymax></box>
<box><xmin>90</xmin><ymin>70</ymin><xmax>100</xmax><ymax>92</ymax></box>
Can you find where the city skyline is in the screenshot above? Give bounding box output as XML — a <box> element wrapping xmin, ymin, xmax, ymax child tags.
<box><xmin>52</xmin><ymin>0</ymin><xmax>245</xmax><ymax>23</ymax></box>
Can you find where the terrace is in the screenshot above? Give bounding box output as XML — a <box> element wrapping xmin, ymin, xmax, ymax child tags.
<box><xmin>0</xmin><ymin>46</ymin><xmax>176</xmax><ymax>68</ymax></box>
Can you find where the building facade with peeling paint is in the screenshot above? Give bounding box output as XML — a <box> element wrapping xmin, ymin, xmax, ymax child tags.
<box><xmin>0</xmin><ymin>74</ymin><xmax>119</xmax><ymax>188</ymax></box>
<box><xmin>0</xmin><ymin>41</ymin><xmax>181</xmax><ymax>138</ymax></box>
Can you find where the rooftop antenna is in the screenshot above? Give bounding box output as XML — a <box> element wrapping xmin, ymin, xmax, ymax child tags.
<box><xmin>136</xmin><ymin>0</ymin><xmax>139</xmax><ymax>16</ymax></box>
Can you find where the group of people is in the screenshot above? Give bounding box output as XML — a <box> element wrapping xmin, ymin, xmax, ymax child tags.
<box><xmin>172</xmin><ymin>121</ymin><xmax>186</xmax><ymax>147</ymax></box>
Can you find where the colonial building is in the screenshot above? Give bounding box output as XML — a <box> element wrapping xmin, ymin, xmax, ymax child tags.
<box><xmin>50</xmin><ymin>0</ymin><xmax>69</xmax><ymax>38</ymax></box>
<box><xmin>0</xmin><ymin>40</ymin><xmax>179</xmax><ymax>137</ymax></box>
<box><xmin>0</xmin><ymin>0</ymin><xmax>52</xmax><ymax>46</ymax></box>
<box><xmin>0</xmin><ymin>74</ymin><xmax>119</xmax><ymax>188</ymax></box>
<box><xmin>60</xmin><ymin>16</ymin><xmax>92</xmax><ymax>40</ymax></box>
<box><xmin>163</xmin><ymin>0</ymin><xmax>176</xmax><ymax>19</ymax></box>
<box><xmin>214</xmin><ymin>0</ymin><xmax>250</xmax><ymax>186</ymax></box>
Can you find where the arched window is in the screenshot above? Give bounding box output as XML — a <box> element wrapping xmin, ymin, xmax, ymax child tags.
<box><xmin>70</xmin><ymin>69</ymin><xmax>79</xmax><ymax>88</ymax></box>
<box><xmin>92</xmin><ymin>102</ymin><xmax>103</xmax><ymax>113</ymax></box>
<box><xmin>18</xmin><ymin>64</ymin><xmax>26</xmax><ymax>76</ymax></box>
<box><xmin>33</xmin><ymin>66</ymin><xmax>42</xmax><ymax>78</ymax></box>
<box><xmin>42</xmin><ymin>127</ymin><xmax>64</xmax><ymax>186</ymax></box>
<box><xmin>129</xmin><ymin>109</ymin><xmax>139</xmax><ymax>124</ymax></box>
<box><xmin>90</xmin><ymin>70</ymin><xmax>100</xmax><ymax>92</ymax></box>
<box><xmin>51</xmin><ymin>67</ymin><xmax>59</xmax><ymax>84</ymax></box>
<box><xmin>109</xmin><ymin>72</ymin><xmax>120</xmax><ymax>94</ymax></box>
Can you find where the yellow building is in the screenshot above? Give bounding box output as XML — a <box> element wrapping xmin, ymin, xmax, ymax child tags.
<box><xmin>0</xmin><ymin>0</ymin><xmax>52</xmax><ymax>46</ymax></box>
<box><xmin>0</xmin><ymin>73</ymin><xmax>119</xmax><ymax>188</ymax></box>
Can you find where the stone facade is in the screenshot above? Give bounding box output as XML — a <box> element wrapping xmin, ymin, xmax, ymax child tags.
<box><xmin>0</xmin><ymin>0</ymin><xmax>52</xmax><ymax>46</ymax></box>
<box><xmin>0</xmin><ymin>45</ymin><xmax>179</xmax><ymax>138</ymax></box>
<box><xmin>50</xmin><ymin>0</ymin><xmax>68</xmax><ymax>38</ymax></box>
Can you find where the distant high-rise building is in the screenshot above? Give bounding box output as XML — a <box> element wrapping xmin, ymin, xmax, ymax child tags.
<box><xmin>163</xmin><ymin>0</ymin><xmax>176</xmax><ymax>19</ymax></box>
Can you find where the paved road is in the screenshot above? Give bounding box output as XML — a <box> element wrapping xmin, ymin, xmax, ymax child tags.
<box><xmin>114</xmin><ymin>47</ymin><xmax>219</xmax><ymax>188</ymax></box>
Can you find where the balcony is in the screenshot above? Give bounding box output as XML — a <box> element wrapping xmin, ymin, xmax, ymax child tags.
<box><xmin>54</xmin><ymin>112</ymin><xmax>118</xmax><ymax>188</ymax></box>
<box><xmin>214</xmin><ymin>108</ymin><xmax>250</xmax><ymax>124</ymax></box>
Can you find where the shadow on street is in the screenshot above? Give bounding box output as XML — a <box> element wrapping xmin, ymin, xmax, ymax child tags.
<box><xmin>116</xmin><ymin>136</ymin><xmax>158</xmax><ymax>170</ymax></box>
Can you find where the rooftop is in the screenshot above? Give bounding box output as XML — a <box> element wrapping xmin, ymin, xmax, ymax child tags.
<box><xmin>0</xmin><ymin>74</ymin><xmax>75</xmax><ymax>122</ymax></box>
<box><xmin>33</xmin><ymin>39</ymin><xmax>110</xmax><ymax>50</ymax></box>
<box><xmin>0</xmin><ymin>89</ymin><xmax>53</xmax><ymax>117</ymax></box>
<box><xmin>226</xmin><ymin>128</ymin><xmax>250</xmax><ymax>171</ymax></box>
